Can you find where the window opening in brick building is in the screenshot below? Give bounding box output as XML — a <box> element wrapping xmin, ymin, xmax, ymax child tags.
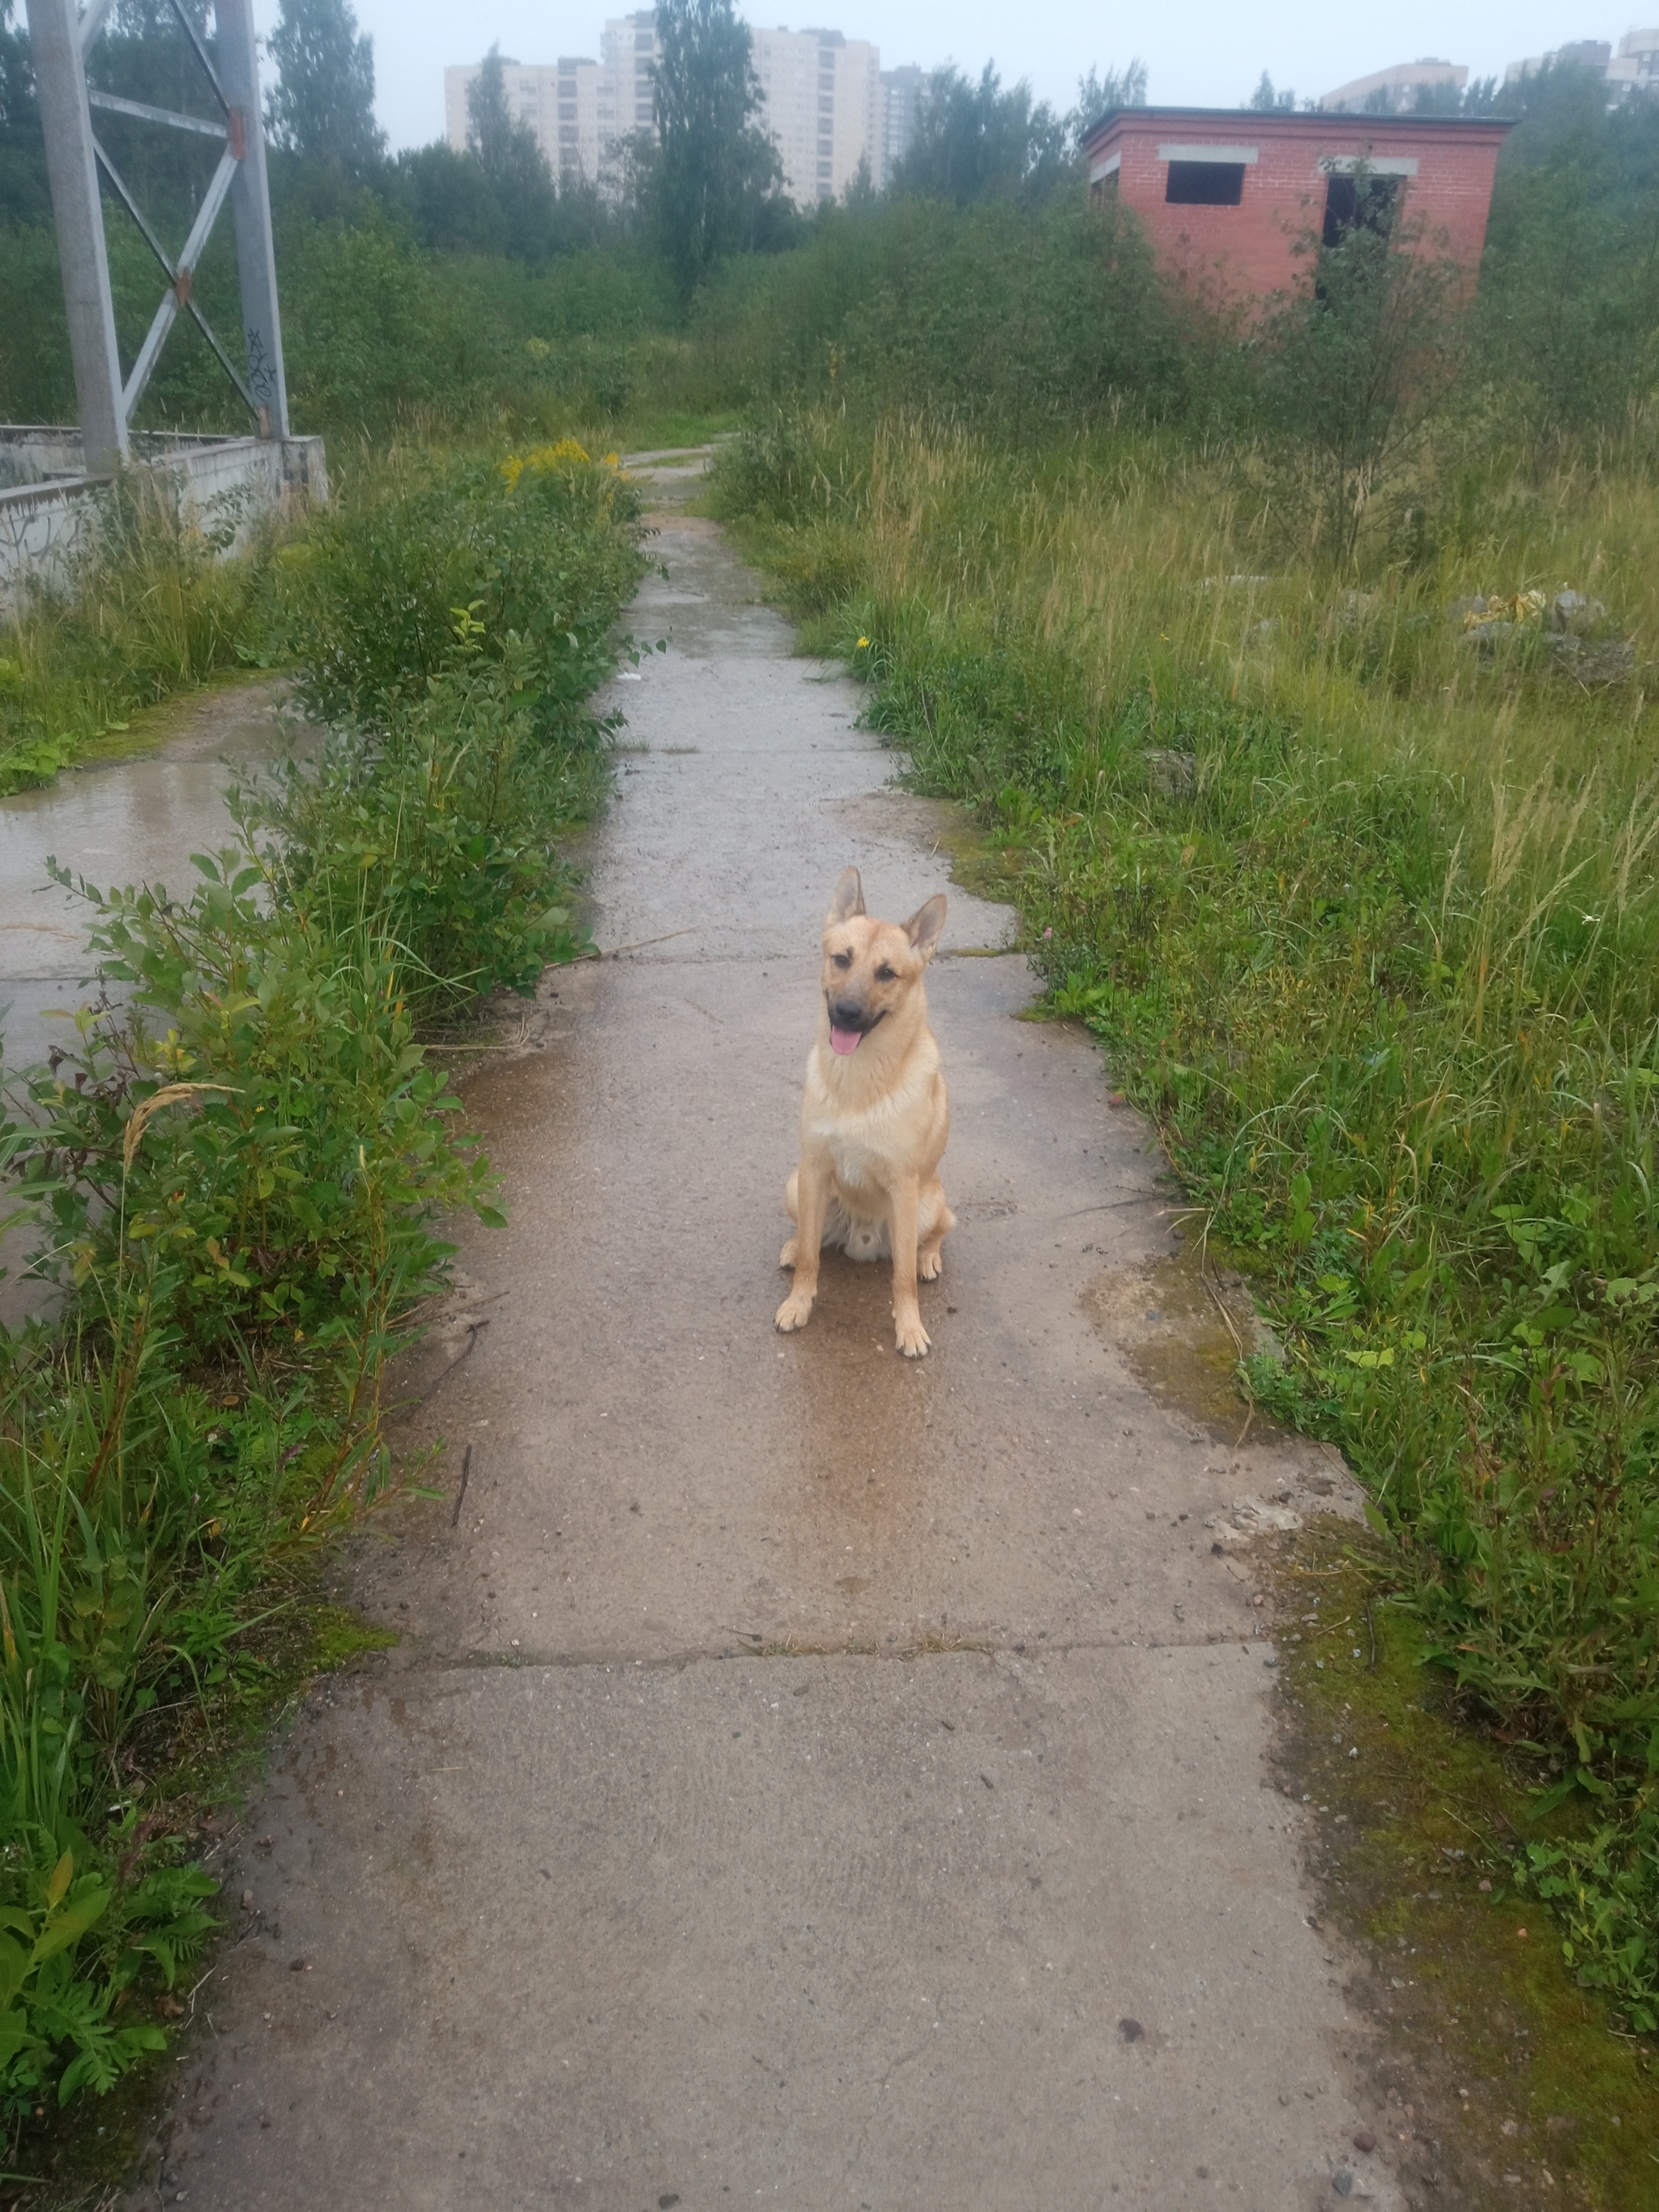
<box><xmin>1322</xmin><ymin>171</ymin><xmax>1401</xmax><ymax>245</ymax></box>
<box><xmin>1166</xmin><ymin>160</ymin><xmax>1244</xmax><ymax>206</ymax></box>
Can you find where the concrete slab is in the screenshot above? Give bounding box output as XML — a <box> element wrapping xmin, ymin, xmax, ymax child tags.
<box><xmin>161</xmin><ymin>1649</ymin><xmax>1388</xmax><ymax>2212</ymax></box>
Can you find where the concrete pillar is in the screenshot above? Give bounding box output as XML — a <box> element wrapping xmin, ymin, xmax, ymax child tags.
<box><xmin>213</xmin><ymin>0</ymin><xmax>291</xmax><ymax>438</ymax></box>
<box><xmin>24</xmin><ymin>0</ymin><xmax>128</xmax><ymax>470</ymax></box>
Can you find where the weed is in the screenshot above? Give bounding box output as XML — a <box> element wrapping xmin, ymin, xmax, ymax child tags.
<box><xmin>0</xmin><ymin>471</ymin><xmax>266</xmax><ymax>793</ymax></box>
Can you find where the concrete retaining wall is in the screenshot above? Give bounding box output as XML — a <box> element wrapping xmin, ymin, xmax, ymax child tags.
<box><xmin>0</xmin><ymin>427</ymin><xmax>328</xmax><ymax>612</ymax></box>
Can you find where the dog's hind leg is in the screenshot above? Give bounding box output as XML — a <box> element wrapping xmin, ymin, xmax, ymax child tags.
<box><xmin>917</xmin><ymin>1177</ymin><xmax>955</xmax><ymax>1282</ymax></box>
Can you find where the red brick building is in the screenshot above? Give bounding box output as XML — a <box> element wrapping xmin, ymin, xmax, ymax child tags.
<box><xmin>1081</xmin><ymin>107</ymin><xmax>1513</xmax><ymax>310</ymax></box>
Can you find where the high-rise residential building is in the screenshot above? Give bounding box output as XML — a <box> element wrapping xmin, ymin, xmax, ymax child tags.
<box><xmin>753</xmin><ymin>28</ymin><xmax>881</xmax><ymax>202</ymax></box>
<box><xmin>880</xmin><ymin>63</ymin><xmax>923</xmax><ymax>181</ymax></box>
<box><xmin>446</xmin><ymin>15</ymin><xmax>917</xmax><ymax>205</ymax></box>
<box><xmin>1608</xmin><ymin>28</ymin><xmax>1659</xmax><ymax>97</ymax></box>
<box><xmin>1503</xmin><ymin>37</ymin><xmax>1611</xmax><ymax>85</ymax></box>
<box><xmin>1504</xmin><ymin>29</ymin><xmax>1659</xmax><ymax>100</ymax></box>
<box><xmin>444</xmin><ymin>59</ymin><xmax>601</xmax><ymax>187</ymax></box>
<box><xmin>446</xmin><ymin>18</ymin><xmax>658</xmax><ymax>194</ymax></box>
<box><xmin>1317</xmin><ymin>59</ymin><xmax>1468</xmax><ymax>113</ymax></box>
<box><xmin>600</xmin><ymin>8</ymin><xmax>663</xmax><ymax>174</ymax></box>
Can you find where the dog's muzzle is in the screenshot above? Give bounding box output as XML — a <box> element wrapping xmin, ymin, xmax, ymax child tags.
<box><xmin>827</xmin><ymin>998</ymin><xmax>883</xmax><ymax>1056</ymax></box>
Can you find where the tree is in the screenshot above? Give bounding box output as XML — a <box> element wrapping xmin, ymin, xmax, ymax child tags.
<box><xmin>466</xmin><ymin>45</ymin><xmax>557</xmax><ymax>260</ymax></box>
<box><xmin>648</xmin><ymin>0</ymin><xmax>785</xmax><ymax>291</ymax></box>
<box><xmin>0</xmin><ymin>0</ymin><xmax>50</xmax><ymax>223</ymax></box>
<box><xmin>1259</xmin><ymin>177</ymin><xmax>1465</xmax><ymax>567</ymax></box>
<box><xmin>266</xmin><ymin>0</ymin><xmax>385</xmax><ymax>176</ymax></box>
<box><xmin>890</xmin><ymin>63</ymin><xmax>1068</xmax><ymax>206</ymax></box>
<box><xmin>1248</xmin><ymin>71</ymin><xmax>1298</xmax><ymax>112</ymax></box>
<box><xmin>1474</xmin><ymin>59</ymin><xmax>1659</xmax><ymax>433</ymax></box>
<box><xmin>1073</xmin><ymin>61</ymin><xmax>1148</xmax><ymax>133</ymax></box>
<box><xmin>389</xmin><ymin>143</ymin><xmax>508</xmax><ymax>256</ymax></box>
<box><xmin>1067</xmin><ymin>62</ymin><xmax>1147</xmax><ymax>160</ymax></box>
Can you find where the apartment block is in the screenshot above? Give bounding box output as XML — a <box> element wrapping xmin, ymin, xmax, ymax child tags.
<box><xmin>1504</xmin><ymin>28</ymin><xmax>1659</xmax><ymax>100</ymax></box>
<box><xmin>1317</xmin><ymin>60</ymin><xmax>1468</xmax><ymax>113</ymax></box>
<box><xmin>601</xmin><ymin>8</ymin><xmax>663</xmax><ymax>165</ymax></box>
<box><xmin>447</xmin><ymin>13</ymin><xmax>919</xmax><ymax>206</ymax></box>
<box><xmin>1610</xmin><ymin>28</ymin><xmax>1659</xmax><ymax>95</ymax></box>
<box><xmin>445</xmin><ymin>15</ymin><xmax>659</xmax><ymax>194</ymax></box>
<box><xmin>881</xmin><ymin>63</ymin><xmax>923</xmax><ymax>181</ymax></box>
<box><xmin>444</xmin><ymin>59</ymin><xmax>600</xmax><ymax>186</ymax></box>
<box><xmin>753</xmin><ymin>28</ymin><xmax>880</xmax><ymax>202</ymax></box>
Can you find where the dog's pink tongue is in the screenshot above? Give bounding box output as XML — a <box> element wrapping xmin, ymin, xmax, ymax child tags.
<box><xmin>830</xmin><ymin>1025</ymin><xmax>863</xmax><ymax>1056</ymax></box>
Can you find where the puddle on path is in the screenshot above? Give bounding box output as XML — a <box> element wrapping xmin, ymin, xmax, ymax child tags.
<box><xmin>0</xmin><ymin>675</ymin><xmax>301</xmax><ymax>1067</ymax></box>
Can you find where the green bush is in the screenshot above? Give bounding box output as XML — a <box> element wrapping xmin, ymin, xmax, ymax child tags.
<box><xmin>693</xmin><ymin>192</ymin><xmax>1194</xmax><ymax>432</ymax></box>
<box><xmin>245</xmin><ymin>639</ymin><xmax>596</xmax><ymax>1024</ymax></box>
<box><xmin>264</xmin><ymin>441</ymin><xmax>641</xmax><ymax>739</ymax></box>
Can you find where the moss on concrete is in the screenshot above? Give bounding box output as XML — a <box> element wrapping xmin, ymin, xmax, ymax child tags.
<box><xmin>1266</xmin><ymin>1526</ymin><xmax>1659</xmax><ymax>2210</ymax></box>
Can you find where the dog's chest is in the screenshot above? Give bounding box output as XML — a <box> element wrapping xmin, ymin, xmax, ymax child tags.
<box><xmin>826</xmin><ymin>1127</ymin><xmax>884</xmax><ymax>1196</ymax></box>
<box><xmin>806</xmin><ymin>1090</ymin><xmax>908</xmax><ymax>1196</ymax></box>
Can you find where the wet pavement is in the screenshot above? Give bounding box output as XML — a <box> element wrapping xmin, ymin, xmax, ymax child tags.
<box><xmin>131</xmin><ymin>466</ymin><xmax>1403</xmax><ymax>2211</ymax></box>
<box><xmin>0</xmin><ymin>677</ymin><xmax>295</xmax><ymax>1068</ymax></box>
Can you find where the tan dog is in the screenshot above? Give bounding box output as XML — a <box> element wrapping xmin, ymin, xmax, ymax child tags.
<box><xmin>775</xmin><ymin>866</ymin><xmax>955</xmax><ymax>1357</ymax></box>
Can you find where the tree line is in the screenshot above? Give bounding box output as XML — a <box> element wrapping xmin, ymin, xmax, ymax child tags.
<box><xmin>2</xmin><ymin>0</ymin><xmax>1657</xmax><ymax>449</ymax></box>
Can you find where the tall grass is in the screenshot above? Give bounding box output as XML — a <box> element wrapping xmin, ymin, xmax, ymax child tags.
<box><xmin>715</xmin><ymin>406</ymin><xmax>1659</xmax><ymax>2028</ymax></box>
<box><xmin>0</xmin><ymin>441</ymin><xmax>643</xmax><ymax>2112</ymax></box>
<box><xmin>0</xmin><ymin>468</ymin><xmax>266</xmax><ymax>791</ymax></box>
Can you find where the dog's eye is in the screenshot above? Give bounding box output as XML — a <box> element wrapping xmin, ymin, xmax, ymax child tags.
<box><xmin>875</xmin><ymin>965</ymin><xmax>898</xmax><ymax>983</ymax></box>
<box><xmin>832</xmin><ymin>951</ymin><xmax>853</xmax><ymax>970</ymax></box>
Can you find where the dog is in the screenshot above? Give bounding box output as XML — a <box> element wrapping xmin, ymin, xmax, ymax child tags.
<box><xmin>774</xmin><ymin>865</ymin><xmax>955</xmax><ymax>1357</ymax></box>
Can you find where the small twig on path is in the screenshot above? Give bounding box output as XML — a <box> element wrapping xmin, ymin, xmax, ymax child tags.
<box><xmin>404</xmin><ymin>1319</ymin><xmax>489</xmax><ymax>1414</ymax></box>
<box><xmin>450</xmin><ymin>1443</ymin><xmax>473</xmax><ymax>1529</ymax></box>
<box><xmin>580</xmin><ymin>926</ymin><xmax>701</xmax><ymax>960</ymax></box>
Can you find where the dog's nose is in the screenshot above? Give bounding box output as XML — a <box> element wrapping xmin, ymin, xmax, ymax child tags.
<box><xmin>830</xmin><ymin>998</ymin><xmax>864</xmax><ymax>1029</ymax></box>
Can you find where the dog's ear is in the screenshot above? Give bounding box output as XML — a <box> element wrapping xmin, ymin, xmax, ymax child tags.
<box><xmin>904</xmin><ymin>893</ymin><xmax>947</xmax><ymax>963</ymax></box>
<box><xmin>826</xmin><ymin>867</ymin><xmax>865</xmax><ymax>924</ymax></box>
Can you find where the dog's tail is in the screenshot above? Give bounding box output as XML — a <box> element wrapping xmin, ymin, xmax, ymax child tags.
<box><xmin>821</xmin><ymin>1199</ymin><xmax>891</xmax><ymax>1263</ymax></box>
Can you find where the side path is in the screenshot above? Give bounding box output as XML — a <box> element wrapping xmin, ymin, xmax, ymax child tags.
<box><xmin>138</xmin><ymin>469</ymin><xmax>1402</xmax><ymax>2211</ymax></box>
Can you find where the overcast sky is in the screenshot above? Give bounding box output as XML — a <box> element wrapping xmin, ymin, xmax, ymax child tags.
<box><xmin>248</xmin><ymin>1</ymin><xmax>1625</xmax><ymax>151</ymax></box>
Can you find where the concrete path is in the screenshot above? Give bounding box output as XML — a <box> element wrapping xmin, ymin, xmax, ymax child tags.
<box><xmin>140</xmin><ymin>471</ymin><xmax>1400</xmax><ymax>2212</ymax></box>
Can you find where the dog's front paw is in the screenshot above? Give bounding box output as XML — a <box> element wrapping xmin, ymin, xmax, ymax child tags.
<box><xmin>779</xmin><ymin>1238</ymin><xmax>799</xmax><ymax>1270</ymax></box>
<box><xmin>893</xmin><ymin>1315</ymin><xmax>931</xmax><ymax>1358</ymax></box>
<box><xmin>775</xmin><ymin>1290</ymin><xmax>815</xmax><ymax>1334</ymax></box>
<box><xmin>919</xmin><ymin>1247</ymin><xmax>945</xmax><ymax>1281</ymax></box>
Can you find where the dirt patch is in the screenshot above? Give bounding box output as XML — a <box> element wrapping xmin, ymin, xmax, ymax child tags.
<box><xmin>642</xmin><ymin>511</ymin><xmax>722</xmax><ymax>537</ymax></box>
<box><xmin>84</xmin><ymin>668</ymin><xmax>297</xmax><ymax>769</ymax></box>
<box><xmin>1084</xmin><ymin>1242</ymin><xmax>1282</xmax><ymax>1438</ymax></box>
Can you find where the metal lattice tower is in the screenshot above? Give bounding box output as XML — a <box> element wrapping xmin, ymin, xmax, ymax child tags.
<box><xmin>24</xmin><ymin>0</ymin><xmax>289</xmax><ymax>472</ymax></box>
